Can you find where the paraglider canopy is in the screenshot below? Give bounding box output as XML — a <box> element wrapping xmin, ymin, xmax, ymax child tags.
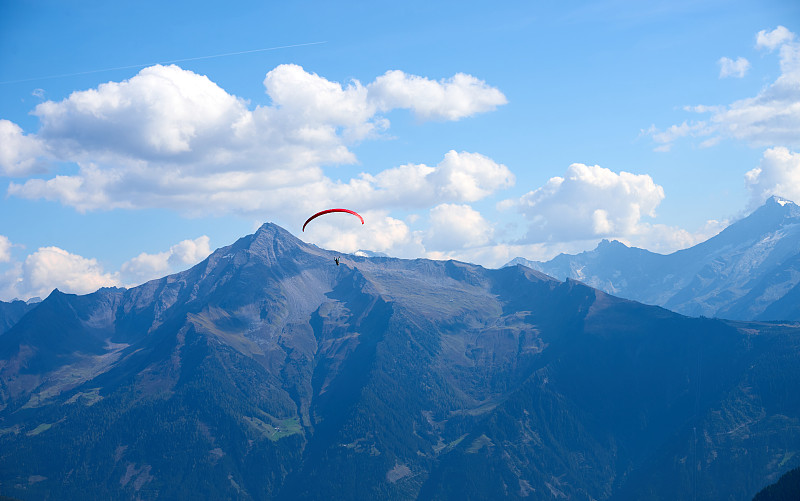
<box><xmin>302</xmin><ymin>208</ymin><xmax>364</xmax><ymax>232</ymax></box>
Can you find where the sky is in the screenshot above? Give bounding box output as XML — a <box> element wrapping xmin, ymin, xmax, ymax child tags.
<box><xmin>0</xmin><ymin>0</ymin><xmax>799</xmax><ymax>301</ymax></box>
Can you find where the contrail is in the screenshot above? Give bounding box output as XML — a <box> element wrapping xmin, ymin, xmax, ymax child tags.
<box><xmin>0</xmin><ymin>41</ymin><xmax>327</xmax><ymax>85</ymax></box>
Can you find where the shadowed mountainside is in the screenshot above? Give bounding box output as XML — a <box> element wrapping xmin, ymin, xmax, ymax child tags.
<box><xmin>0</xmin><ymin>300</ymin><xmax>38</xmax><ymax>335</ymax></box>
<box><xmin>753</xmin><ymin>466</ymin><xmax>800</xmax><ymax>500</ymax></box>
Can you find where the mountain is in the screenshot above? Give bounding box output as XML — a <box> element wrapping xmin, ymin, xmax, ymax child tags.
<box><xmin>1</xmin><ymin>223</ymin><xmax>799</xmax><ymax>500</ymax></box>
<box><xmin>510</xmin><ymin>196</ymin><xmax>800</xmax><ymax>320</ymax></box>
<box><xmin>0</xmin><ymin>300</ymin><xmax>38</xmax><ymax>335</ymax></box>
<box><xmin>753</xmin><ymin>466</ymin><xmax>800</xmax><ymax>500</ymax></box>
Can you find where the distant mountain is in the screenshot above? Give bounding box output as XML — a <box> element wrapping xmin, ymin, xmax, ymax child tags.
<box><xmin>0</xmin><ymin>299</ymin><xmax>38</xmax><ymax>335</ymax></box>
<box><xmin>1</xmin><ymin>223</ymin><xmax>799</xmax><ymax>500</ymax></box>
<box><xmin>509</xmin><ymin>196</ymin><xmax>800</xmax><ymax>320</ymax></box>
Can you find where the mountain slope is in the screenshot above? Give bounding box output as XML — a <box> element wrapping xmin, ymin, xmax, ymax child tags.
<box><xmin>512</xmin><ymin>196</ymin><xmax>800</xmax><ymax>320</ymax></box>
<box><xmin>0</xmin><ymin>223</ymin><xmax>798</xmax><ymax>500</ymax></box>
<box><xmin>753</xmin><ymin>466</ymin><xmax>800</xmax><ymax>500</ymax></box>
<box><xmin>0</xmin><ymin>300</ymin><xmax>38</xmax><ymax>335</ymax></box>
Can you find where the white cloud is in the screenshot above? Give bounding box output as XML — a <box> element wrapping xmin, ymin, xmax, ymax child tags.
<box><xmin>368</xmin><ymin>71</ymin><xmax>508</xmax><ymax>121</ymax></box>
<box><xmin>0</xmin><ymin>235</ymin><xmax>213</xmax><ymax>300</ymax></box>
<box><xmin>718</xmin><ymin>56</ymin><xmax>750</xmax><ymax>78</ymax></box>
<box><xmin>4</xmin><ymin>64</ymin><xmax>507</xmax><ymax>218</ymax></box>
<box><xmin>429</xmin><ymin>150</ymin><xmax>515</xmax><ymax>201</ymax></box>
<box><xmin>345</xmin><ymin>150</ymin><xmax>515</xmax><ymax>209</ymax></box>
<box><xmin>119</xmin><ymin>252</ymin><xmax>171</xmax><ymax>285</ymax></box>
<box><xmin>508</xmin><ymin>163</ymin><xmax>665</xmax><ymax>243</ymax></box>
<box><xmin>648</xmin><ymin>26</ymin><xmax>800</xmax><ymax>150</ymax></box>
<box><xmin>301</xmin><ymin>210</ymin><xmax>424</xmax><ymax>258</ymax></box>
<box><xmin>756</xmin><ymin>26</ymin><xmax>795</xmax><ymax>51</ymax></box>
<box><xmin>619</xmin><ymin>219</ymin><xmax>727</xmax><ymax>254</ymax></box>
<box><xmin>167</xmin><ymin>235</ymin><xmax>211</xmax><ymax>266</ymax></box>
<box><xmin>119</xmin><ymin>235</ymin><xmax>211</xmax><ymax>285</ymax></box>
<box><xmin>0</xmin><ymin>236</ymin><xmax>12</xmax><ymax>263</ymax></box>
<box><xmin>425</xmin><ymin>203</ymin><xmax>493</xmax><ymax>251</ymax></box>
<box><xmin>0</xmin><ymin>120</ymin><xmax>47</xmax><ymax>176</ymax></box>
<box><xmin>262</xmin><ymin>63</ymin><xmax>380</xmax><ymax>143</ymax></box>
<box><xmin>643</xmin><ymin>121</ymin><xmax>712</xmax><ymax>152</ymax></box>
<box><xmin>18</xmin><ymin>247</ymin><xmax>120</xmax><ymax>299</ymax></box>
<box><xmin>745</xmin><ymin>147</ymin><xmax>800</xmax><ymax>209</ymax></box>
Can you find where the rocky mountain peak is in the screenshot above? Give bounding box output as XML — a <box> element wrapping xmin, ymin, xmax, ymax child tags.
<box><xmin>206</xmin><ymin>222</ymin><xmax>323</xmax><ymax>270</ymax></box>
<box><xmin>765</xmin><ymin>194</ymin><xmax>798</xmax><ymax>208</ymax></box>
<box><xmin>749</xmin><ymin>195</ymin><xmax>800</xmax><ymax>223</ymax></box>
<box><xmin>595</xmin><ymin>239</ymin><xmax>629</xmax><ymax>251</ymax></box>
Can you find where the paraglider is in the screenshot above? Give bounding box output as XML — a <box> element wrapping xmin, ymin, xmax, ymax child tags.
<box><xmin>302</xmin><ymin>208</ymin><xmax>364</xmax><ymax>266</ymax></box>
<box><xmin>302</xmin><ymin>208</ymin><xmax>364</xmax><ymax>232</ymax></box>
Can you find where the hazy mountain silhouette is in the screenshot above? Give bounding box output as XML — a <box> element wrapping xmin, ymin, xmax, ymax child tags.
<box><xmin>509</xmin><ymin>196</ymin><xmax>800</xmax><ymax>320</ymax></box>
<box><xmin>0</xmin><ymin>300</ymin><xmax>37</xmax><ymax>335</ymax></box>
<box><xmin>1</xmin><ymin>223</ymin><xmax>798</xmax><ymax>500</ymax></box>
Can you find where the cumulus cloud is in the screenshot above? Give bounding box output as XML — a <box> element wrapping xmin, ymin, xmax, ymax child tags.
<box><xmin>119</xmin><ymin>235</ymin><xmax>211</xmax><ymax>285</ymax></box>
<box><xmin>756</xmin><ymin>26</ymin><xmax>795</xmax><ymax>50</ymax></box>
<box><xmin>3</xmin><ymin>64</ymin><xmax>507</xmax><ymax>218</ymax></box>
<box><xmin>0</xmin><ymin>235</ymin><xmax>213</xmax><ymax>300</ymax></box>
<box><xmin>301</xmin><ymin>210</ymin><xmax>424</xmax><ymax>258</ymax></box>
<box><xmin>17</xmin><ymin>247</ymin><xmax>120</xmax><ymax>299</ymax></box>
<box><xmin>745</xmin><ymin>147</ymin><xmax>800</xmax><ymax>209</ymax></box>
<box><xmin>27</xmin><ymin>64</ymin><xmax>254</xmax><ymax>171</ymax></box>
<box><xmin>0</xmin><ymin>236</ymin><xmax>12</xmax><ymax>263</ymax></box>
<box><xmin>718</xmin><ymin>56</ymin><xmax>750</xmax><ymax>78</ymax></box>
<box><xmin>425</xmin><ymin>203</ymin><xmax>493</xmax><ymax>252</ymax></box>
<box><xmin>342</xmin><ymin>150</ymin><xmax>515</xmax><ymax>209</ymax></box>
<box><xmin>507</xmin><ymin>163</ymin><xmax>665</xmax><ymax>243</ymax></box>
<box><xmin>369</xmin><ymin>71</ymin><xmax>507</xmax><ymax>121</ymax></box>
<box><xmin>648</xmin><ymin>26</ymin><xmax>800</xmax><ymax>150</ymax></box>
<box><xmin>619</xmin><ymin>219</ymin><xmax>727</xmax><ymax>254</ymax></box>
<box><xmin>0</xmin><ymin>120</ymin><xmax>47</xmax><ymax>176</ymax></box>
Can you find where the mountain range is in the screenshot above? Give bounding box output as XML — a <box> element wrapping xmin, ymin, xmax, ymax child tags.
<box><xmin>0</xmin><ymin>222</ymin><xmax>798</xmax><ymax>500</ymax></box>
<box><xmin>508</xmin><ymin>196</ymin><xmax>800</xmax><ymax>321</ymax></box>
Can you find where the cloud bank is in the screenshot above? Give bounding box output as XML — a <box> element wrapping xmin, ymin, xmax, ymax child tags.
<box><xmin>4</xmin><ymin>64</ymin><xmax>508</xmax><ymax>219</ymax></box>
<box><xmin>0</xmin><ymin>235</ymin><xmax>212</xmax><ymax>301</ymax></box>
<box><xmin>648</xmin><ymin>26</ymin><xmax>800</xmax><ymax>150</ymax></box>
<box><xmin>0</xmin><ymin>57</ymin><xmax>745</xmax><ymax>280</ymax></box>
<box><xmin>745</xmin><ymin>147</ymin><xmax>800</xmax><ymax>209</ymax></box>
<box><xmin>507</xmin><ymin>163</ymin><xmax>665</xmax><ymax>242</ymax></box>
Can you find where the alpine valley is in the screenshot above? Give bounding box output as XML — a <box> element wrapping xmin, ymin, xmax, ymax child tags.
<box><xmin>1</xmin><ymin>221</ymin><xmax>799</xmax><ymax>500</ymax></box>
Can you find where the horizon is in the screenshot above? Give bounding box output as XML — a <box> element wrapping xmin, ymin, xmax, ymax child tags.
<box><xmin>1</xmin><ymin>1</ymin><xmax>798</xmax><ymax>300</ymax></box>
<box><xmin>6</xmin><ymin>192</ymin><xmax>798</xmax><ymax>304</ymax></box>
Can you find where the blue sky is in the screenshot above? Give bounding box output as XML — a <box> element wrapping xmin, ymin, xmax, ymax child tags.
<box><xmin>0</xmin><ymin>0</ymin><xmax>798</xmax><ymax>300</ymax></box>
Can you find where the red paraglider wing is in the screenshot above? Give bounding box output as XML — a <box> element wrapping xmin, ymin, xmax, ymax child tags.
<box><xmin>302</xmin><ymin>208</ymin><xmax>365</xmax><ymax>232</ymax></box>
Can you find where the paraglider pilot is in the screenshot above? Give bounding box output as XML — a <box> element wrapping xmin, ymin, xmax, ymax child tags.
<box><xmin>301</xmin><ymin>209</ymin><xmax>363</xmax><ymax>268</ymax></box>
